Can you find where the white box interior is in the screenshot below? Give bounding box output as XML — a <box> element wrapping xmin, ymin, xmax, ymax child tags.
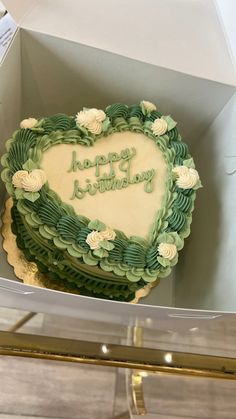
<box><xmin>1</xmin><ymin>0</ymin><xmax>236</xmax><ymax>327</ymax></box>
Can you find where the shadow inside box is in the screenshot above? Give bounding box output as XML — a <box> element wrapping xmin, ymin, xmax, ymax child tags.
<box><xmin>20</xmin><ymin>29</ymin><xmax>233</xmax><ymax>141</ymax></box>
<box><xmin>0</xmin><ymin>202</ymin><xmax>22</xmax><ymax>285</ymax></box>
<box><xmin>175</xmin><ymin>119</ymin><xmax>224</xmax><ymax>310</ymax></box>
<box><xmin>20</xmin><ymin>32</ymin><xmax>110</xmax><ymax>118</ymax></box>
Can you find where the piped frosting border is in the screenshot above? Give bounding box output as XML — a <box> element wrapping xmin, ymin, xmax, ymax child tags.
<box><xmin>1</xmin><ymin>101</ymin><xmax>201</xmax><ymax>287</ymax></box>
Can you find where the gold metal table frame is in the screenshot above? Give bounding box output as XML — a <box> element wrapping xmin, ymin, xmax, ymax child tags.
<box><xmin>2</xmin><ymin>199</ymin><xmax>236</xmax><ymax>414</ymax></box>
<box><xmin>1</xmin><ymin>313</ymin><xmax>236</xmax><ymax>417</ymax></box>
<box><xmin>1</xmin><ymin>314</ymin><xmax>236</xmax><ymax>380</ymax></box>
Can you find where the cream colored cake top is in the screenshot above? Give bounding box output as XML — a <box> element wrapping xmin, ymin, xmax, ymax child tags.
<box><xmin>41</xmin><ymin>131</ymin><xmax>167</xmax><ymax>238</ymax></box>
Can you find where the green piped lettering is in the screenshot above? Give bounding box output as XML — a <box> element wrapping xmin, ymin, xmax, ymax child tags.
<box><xmin>69</xmin><ymin>146</ymin><xmax>156</xmax><ymax>200</ymax></box>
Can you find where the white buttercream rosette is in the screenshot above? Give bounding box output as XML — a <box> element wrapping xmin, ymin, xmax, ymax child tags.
<box><xmin>99</xmin><ymin>227</ymin><xmax>116</xmax><ymax>241</ymax></box>
<box><xmin>86</xmin><ymin>231</ymin><xmax>103</xmax><ymax>250</ymax></box>
<box><xmin>12</xmin><ymin>169</ymin><xmax>47</xmax><ymax>192</ymax></box>
<box><xmin>140</xmin><ymin>100</ymin><xmax>157</xmax><ymax>113</ymax></box>
<box><xmin>158</xmin><ymin>243</ymin><xmax>177</xmax><ymax>261</ymax></box>
<box><xmin>76</xmin><ymin>108</ymin><xmax>106</xmax><ymax>135</ymax></box>
<box><xmin>156</xmin><ymin>232</ymin><xmax>184</xmax><ymax>267</ymax></box>
<box><xmin>12</xmin><ymin>170</ymin><xmax>28</xmax><ymax>188</ymax></box>
<box><xmin>20</xmin><ymin>118</ymin><xmax>38</xmax><ymax>129</ymax></box>
<box><xmin>86</xmin><ymin>227</ymin><xmax>116</xmax><ymax>250</ymax></box>
<box><xmin>173</xmin><ymin>166</ymin><xmax>199</xmax><ymax>189</ymax></box>
<box><xmin>151</xmin><ymin>117</ymin><xmax>168</xmax><ymax>136</ymax></box>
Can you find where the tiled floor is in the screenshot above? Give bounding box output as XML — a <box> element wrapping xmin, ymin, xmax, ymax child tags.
<box><xmin>0</xmin><ymin>308</ymin><xmax>236</xmax><ymax>419</ymax></box>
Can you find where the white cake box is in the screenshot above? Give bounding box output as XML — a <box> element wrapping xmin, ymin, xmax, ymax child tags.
<box><xmin>0</xmin><ymin>0</ymin><xmax>236</xmax><ymax>332</ymax></box>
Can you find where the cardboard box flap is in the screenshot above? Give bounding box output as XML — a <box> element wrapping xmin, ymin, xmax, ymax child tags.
<box><xmin>2</xmin><ymin>0</ymin><xmax>236</xmax><ymax>85</ymax></box>
<box><xmin>2</xmin><ymin>0</ymin><xmax>38</xmax><ymax>25</ymax></box>
<box><xmin>216</xmin><ymin>0</ymin><xmax>236</xmax><ymax>66</ymax></box>
<box><xmin>20</xmin><ymin>0</ymin><xmax>236</xmax><ymax>86</ymax></box>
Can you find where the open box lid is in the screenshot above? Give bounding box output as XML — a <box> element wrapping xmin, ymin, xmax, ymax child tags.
<box><xmin>1</xmin><ymin>0</ymin><xmax>37</xmax><ymax>24</ymax></box>
<box><xmin>2</xmin><ymin>0</ymin><xmax>236</xmax><ymax>86</ymax></box>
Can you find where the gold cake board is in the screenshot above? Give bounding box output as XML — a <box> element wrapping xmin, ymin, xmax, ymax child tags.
<box><xmin>1</xmin><ymin>198</ymin><xmax>159</xmax><ymax>303</ymax></box>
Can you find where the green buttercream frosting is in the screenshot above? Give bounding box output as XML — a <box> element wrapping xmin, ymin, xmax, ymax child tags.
<box><xmin>167</xmin><ymin>209</ymin><xmax>186</xmax><ymax>231</ymax></box>
<box><xmin>42</xmin><ymin>114</ymin><xmax>76</xmax><ymax>133</ymax></box>
<box><xmin>171</xmin><ymin>141</ymin><xmax>188</xmax><ymax>158</ymax></box>
<box><xmin>128</xmin><ymin>117</ymin><xmax>144</xmax><ymax>133</ymax></box>
<box><xmin>173</xmin><ymin>193</ymin><xmax>192</xmax><ymax>213</ymax></box>
<box><xmin>38</xmin><ymin>201</ymin><xmax>64</xmax><ymax>226</ymax></box>
<box><xmin>0</xmin><ymin>100</ymin><xmax>201</xmax><ymax>301</ymax></box>
<box><xmin>146</xmin><ymin>110</ymin><xmax>162</xmax><ymax>121</ymax></box>
<box><xmin>112</xmin><ymin>117</ymin><xmax>129</xmax><ymax>131</ymax></box>
<box><xmin>128</xmin><ymin>105</ymin><xmax>144</xmax><ymax>120</ymax></box>
<box><xmin>57</xmin><ymin>215</ymin><xmax>83</xmax><ymax>241</ymax></box>
<box><xmin>88</xmin><ymin>219</ymin><xmax>106</xmax><ymax>231</ymax></box>
<box><xmin>146</xmin><ymin>246</ymin><xmax>162</xmax><ymax>270</ymax></box>
<box><xmin>123</xmin><ymin>244</ymin><xmax>146</xmax><ymax>268</ymax></box>
<box><xmin>8</xmin><ymin>142</ymin><xmax>29</xmax><ymax>172</ymax></box>
<box><xmin>109</xmin><ymin>238</ymin><xmax>128</xmax><ymax>262</ymax></box>
<box><xmin>14</xmin><ymin>129</ymin><xmax>38</xmax><ymax>147</ymax></box>
<box><xmin>168</xmin><ymin>127</ymin><xmax>179</xmax><ymax>141</ymax></box>
<box><xmin>77</xmin><ymin>227</ymin><xmax>91</xmax><ymax>250</ymax></box>
<box><xmin>105</xmin><ymin>103</ymin><xmax>129</xmax><ymax>119</ymax></box>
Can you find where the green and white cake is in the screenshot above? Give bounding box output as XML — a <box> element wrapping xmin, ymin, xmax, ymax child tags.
<box><xmin>1</xmin><ymin>100</ymin><xmax>201</xmax><ymax>301</ymax></box>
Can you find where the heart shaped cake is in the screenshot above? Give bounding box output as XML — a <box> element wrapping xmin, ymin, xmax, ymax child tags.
<box><xmin>1</xmin><ymin>101</ymin><xmax>201</xmax><ymax>301</ymax></box>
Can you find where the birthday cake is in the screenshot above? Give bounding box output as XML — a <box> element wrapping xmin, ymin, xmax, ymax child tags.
<box><xmin>1</xmin><ymin>101</ymin><xmax>201</xmax><ymax>301</ymax></box>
